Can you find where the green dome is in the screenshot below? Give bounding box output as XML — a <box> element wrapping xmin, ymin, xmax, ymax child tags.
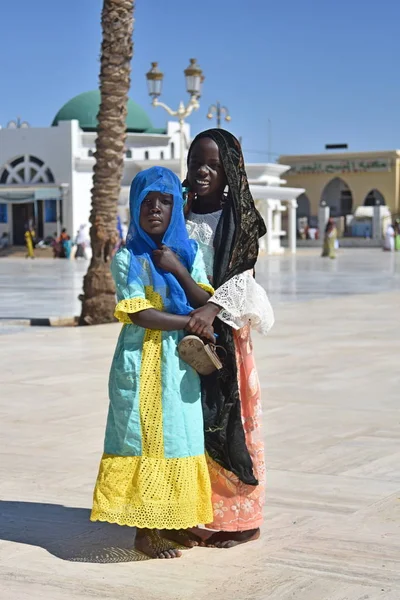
<box><xmin>52</xmin><ymin>90</ymin><xmax>154</xmax><ymax>132</ymax></box>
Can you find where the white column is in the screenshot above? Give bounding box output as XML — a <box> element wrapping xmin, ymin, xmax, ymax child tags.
<box><xmin>273</xmin><ymin>207</ymin><xmax>280</xmax><ymax>235</ymax></box>
<box><xmin>257</xmin><ymin>199</ymin><xmax>267</xmax><ymax>253</ymax></box>
<box><xmin>266</xmin><ymin>199</ymin><xmax>273</xmax><ymax>255</ymax></box>
<box><xmin>372</xmin><ymin>202</ymin><xmax>381</xmax><ymax>240</ymax></box>
<box><xmin>288</xmin><ymin>199</ymin><xmax>297</xmax><ymax>254</ymax></box>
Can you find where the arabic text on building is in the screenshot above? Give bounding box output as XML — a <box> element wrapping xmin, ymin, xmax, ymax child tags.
<box><xmin>289</xmin><ymin>159</ymin><xmax>391</xmax><ymax>176</ymax></box>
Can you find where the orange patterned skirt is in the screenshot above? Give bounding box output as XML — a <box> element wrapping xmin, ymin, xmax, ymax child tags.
<box><xmin>205</xmin><ymin>324</ymin><xmax>266</xmax><ymax>532</ymax></box>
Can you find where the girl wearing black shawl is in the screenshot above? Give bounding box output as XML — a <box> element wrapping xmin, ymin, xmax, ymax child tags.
<box><xmin>184</xmin><ymin>129</ymin><xmax>275</xmax><ymax>548</ymax></box>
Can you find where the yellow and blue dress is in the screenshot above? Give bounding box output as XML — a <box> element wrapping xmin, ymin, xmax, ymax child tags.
<box><xmin>91</xmin><ymin>247</ymin><xmax>214</xmax><ymax>529</ymax></box>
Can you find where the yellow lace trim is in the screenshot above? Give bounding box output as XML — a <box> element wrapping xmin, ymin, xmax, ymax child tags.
<box><xmin>198</xmin><ymin>282</ymin><xmax>215</xmax><ymax>296</ymax></box>
<box><xmin>115</xmin><ymin>283</ymin><xmax>214</xmax><ymax>325</ymax></box>
<box><xmin>114</xmin><ymin>298</ymin><xmax>154</xmax><ymax>324</ymax></box>
<box><xmin>91</xmin><ymin>453</ymin><xmax>213</xmax><ymax>529</ymax></box>
<box><xmin>139</xmin><ymin>287</ymin><xmax>163</xmax><ymax>458</ymax></box>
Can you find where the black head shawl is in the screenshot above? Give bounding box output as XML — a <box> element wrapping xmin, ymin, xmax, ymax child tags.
<box><xmin>187</xmin><ymin>129</ymin><xmax>266</xmax><ymax>486</ymax></box>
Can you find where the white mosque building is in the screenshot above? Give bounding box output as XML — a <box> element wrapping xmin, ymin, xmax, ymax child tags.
<box><xmin>0</xmin><ymin>90</ymin><xmax>303</xmax><ymax>253</ymax></box>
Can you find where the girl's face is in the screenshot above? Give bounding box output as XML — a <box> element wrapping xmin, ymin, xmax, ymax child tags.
<box><xmin>139</xmin><ymin>191</ymin><xmax>173</xmax><ymax>243</ymax></box>
<box><xmin>187</xmin><ymin>138</ymin><xmax>227</xmax><ymax>198</ymax></box>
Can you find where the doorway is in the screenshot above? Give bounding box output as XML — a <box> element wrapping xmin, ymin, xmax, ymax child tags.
<box><xmin>321</xmin><ymin>178</ymin><xmax>353</xmax><ymax>217</ymax></box>
<box><xmin>12</xmin><ymin>203</ymin><xmax>34</xmax><ymax>245</ymax></box>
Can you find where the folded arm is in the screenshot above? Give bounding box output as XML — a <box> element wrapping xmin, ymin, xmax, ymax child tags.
<box><xmin>129</xmin><ymin>308</ymin><xmax>215</xmax><ymax>342</ymax></box>
<box><xmin>129</xmin><ymin>309</ymin><xmax>190</xmax><ymax>331</ymax></box>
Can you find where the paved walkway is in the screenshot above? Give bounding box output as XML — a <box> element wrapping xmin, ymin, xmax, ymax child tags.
<box><xmin>1</xmin><ymin>251</ymin><xmax>399</xmax><ymax>599</ymax></box>
<box><xmin>0</xmin><ymin>257</ymin><xmax>87</xmax><ymax>320</ymax></box>
<box><xmin>1</xmin><ymin>249</ymin><xmax>400</xmax><ymax>319</ymax></box>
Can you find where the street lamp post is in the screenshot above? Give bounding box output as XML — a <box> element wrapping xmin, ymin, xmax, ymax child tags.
<box><xmin>207</xmin><ymin>102</ymin><xmax>231</xmax><ymax>128</ymax></box>
<box><xmin>146</xmin><ymin>59</ymin><xmax>204</xmax><ymax>180</ymax></box>
<box><xmin>318</xmin><ymin>199</ymin><xmax>330</xmax><ymax>244</ymax></box>
<box><xmin>7</xmin><ymin>117</ymin><xmax>30</xmax><ymax>129</ymax></box>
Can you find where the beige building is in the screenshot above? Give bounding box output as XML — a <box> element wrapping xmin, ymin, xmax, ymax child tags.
<box><xmin>279</xmin><ymin>151</ymin><xmax>400</xmax><ymax>224</ymax></box>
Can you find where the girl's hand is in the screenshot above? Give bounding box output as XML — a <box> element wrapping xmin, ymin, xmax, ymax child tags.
<box><xmin>186</xmin><ymin>303</ymin><xmax>220</xmax><ymax>337</ymax></box>
<box><xmin>152</xmin><ymin>245</ymin><xmax>183</xmax><ymax>275</ymax></box>
<box><xmin>185</xmin><ymin>322</ymin><xmax>215</xmax><ymax>344</ymax></box>
<box><xmin>201</xmin><ymin>325</ymin><xmax>216</xmax><ymax>344</ymax></box>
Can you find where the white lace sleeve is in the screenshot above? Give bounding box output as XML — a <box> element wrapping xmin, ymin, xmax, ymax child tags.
<box><xmin>210</xmin><ymin>271</ymin><xmax>275</xmax><ymax>335</ymax></box>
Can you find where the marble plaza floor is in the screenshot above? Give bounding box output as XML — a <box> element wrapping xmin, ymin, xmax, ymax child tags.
<box><xmin>1</xmin><ymin>248</ymin><xmax>400</xmax><ymax>319</ymax></box>
<box><xmin>0</xmin><ymin>249</ymin><xmax>400</xmax><ymax>599</ymax></box>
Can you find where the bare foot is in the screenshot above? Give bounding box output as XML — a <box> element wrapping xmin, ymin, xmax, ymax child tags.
<box><xmin>206</xmin><ymin>528</ymin><xmax>260</xmax><ymax>549</ymax></box>
<box><xmin>160</xmin><ymin>528</ymin><xmax>204</xmax><ymax>548</ymax></box>
<box><xmin>135</xmin><ymin>529</ymin><xmax>182</xmax><ymax>559</ymax></box>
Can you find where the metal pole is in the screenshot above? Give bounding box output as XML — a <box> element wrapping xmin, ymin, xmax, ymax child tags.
<box><xmin>149</xmin><ymin>95</ymin><xmax>200</xmax><ymax>181</ymax></box>
<box><xmin>216</xmin><ymin>102</ymin><xmax>221</xmax><ymax>128</ymax></box>
<box><xmin>179</xmin><ymin>118</ymin><xmax>185</xmax><ymax>181</ymax></box>
<box><xmin>318</xmin><ymin>201</ymin><xmax>330</xmax><ymax>246</ymax></box>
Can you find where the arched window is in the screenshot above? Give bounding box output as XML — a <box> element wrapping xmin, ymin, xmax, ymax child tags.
<box><xmin>364</xmin><ymin>189</ymin><xmax>385</xmax><ymax>206</ymax></box>
<box><xmin>88</xmin><ymin>150</ymin><xmax>94</xmax><ymax>157</ymax></box>
<box><xmin>144</xmin><ymin>151</ymin><xmax>149</xmax><ymax>160</ymax></box>
<box><xmin>126</xmin><ymin>149</ymin><xmax>132</xmax><ymax>159</ymax></box>
<box><xmin>160</xmin><ymin>151</ymin><xmax>164</xmax><ymax>160</ymax></box>
<box><xmin>0</xmin><ymin>155</ymin><xmax>55</xmax><ymax>184</ymax></box>
<box><xmin>170</xmin><ymin>142</ymin><xmax>175</xmax><ymax>159</ymax></box>
<box><xmin>296</xmin><ymin>193</ymin><xmax>311</xmax><ymax>218</ymax></box>
<box><xmin>320</xmin><ymin>178</ymin><xmax>353</xmax><ymax>217</ymax></box>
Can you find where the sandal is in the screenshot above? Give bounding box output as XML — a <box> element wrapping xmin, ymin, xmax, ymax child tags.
<box><xmin>178</xmin><ymin>335</ymin><xmax>225</xmax><ymax>376</ymax></box>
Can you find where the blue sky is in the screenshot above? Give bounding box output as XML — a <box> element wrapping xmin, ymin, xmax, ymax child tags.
<box><xmin>1</xmin><ymin>0</ymin><xmax>400</xmax><ymax>162</ymax></box>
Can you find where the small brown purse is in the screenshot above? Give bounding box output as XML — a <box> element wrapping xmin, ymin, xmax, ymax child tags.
<box><xmin>178</xmin><ymin>335</ymin><xmax>225</xmax><ymax>376</ymax></box>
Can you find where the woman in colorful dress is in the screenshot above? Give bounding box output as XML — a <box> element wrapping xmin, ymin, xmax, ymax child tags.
<box><xmin>183</xmin><ymin>129</ymin><xmax>275</xmax><ymax>548</ymax></box>
<box><xmin>395</xmin><ymin>219</ymin><xmax>400</xmax><ymax>251</ymax></box>
<box><xmin>91</xmin><ymin>167</ymin><xmax>214</xmax><ymax>558</ymax></box>
<box><xmin>24</xmin><ymin>224</ymin><xmax>35</xmax><ymax>258</ymax></box>
<box><xmin>24</xmin><ymin>224</ymin><xmax>35</xmax><ymax>259</ymax></box>
<box><xmin>321</xmin><ymin>218</ymin><xmax>338</xmax><ymax>258</ymax></box>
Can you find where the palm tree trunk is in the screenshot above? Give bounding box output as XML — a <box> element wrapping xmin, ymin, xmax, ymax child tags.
<box><xmin>80</xmin><ymin>0</ymin><xmax>134</xmax><ymax>325</ymax></box>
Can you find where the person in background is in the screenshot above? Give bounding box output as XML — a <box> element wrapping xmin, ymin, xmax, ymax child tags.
<box><xmin>0</xmin><ymin>232</ymin><xmax>9</xmax><ymax>250</ymax></box>
<box><xmin>383</xmin><ymin>221</ymin><xmax>395</xmax><ymax>252</ymax></box>
<box><xmin>24</xmin><ymin>224</ymin><xmax>35</xmax><ymax>259</ymax></box>
<box><xmin>322</xmin><ymin>218</ymin><xmax>338</xmax><ymax>259</ymax></box>
<box><xmin>75</xmin><ymin>224</ymin><xmax>89</xmax><ymax>259</ymax></box>
<box><xmin>63</xmin><ymin>235</ymin><xmax>72</xmax><ymax>259</ymax></box>
<box><xmin>51</xmin><ymin>231</ymin><xmax>61</xmax><ymax>258</ymax></box>
<box><xmin>56</xmin><ymin>228</ymin><xmax>68</xmax><ymax>258</ymax></box>
<box><xmin>308</xmin><ymin>226</ymin><xmax>317</xmax><ymax>240</ymax></box>
<box><xmin>394</xmin><ymin>219</ymin><xmax>400</xmax><ymax>251</ymax></box>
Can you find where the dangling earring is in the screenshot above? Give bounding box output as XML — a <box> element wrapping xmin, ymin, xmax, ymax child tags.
<box><xmin>183</xmin><ymin>186</ymin><xmax>196</xmax><ymax>206</ymax></box>
<box><xmin>221</xmin><ymin>185</ymin><xmax>229</xmax><ymax>206</ymax></box>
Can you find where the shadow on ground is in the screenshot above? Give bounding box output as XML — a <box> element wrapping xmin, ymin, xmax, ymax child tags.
<box><xmin>0</xmin><ymin>500</ymin><xmax>148</xmax><ymax>563</ymax></box>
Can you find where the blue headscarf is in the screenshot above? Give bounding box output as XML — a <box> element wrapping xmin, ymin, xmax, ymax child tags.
<box><xmin>126</xmin><ymin>166</ymin><xmax>197</xmax><ymax>315</ymax></box>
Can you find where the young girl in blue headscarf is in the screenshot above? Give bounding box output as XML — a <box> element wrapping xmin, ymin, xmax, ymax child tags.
<box><xmin>91</xmin><ymin>167</ymin><xmax>214</xmax><ymax>559</ymax></box>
